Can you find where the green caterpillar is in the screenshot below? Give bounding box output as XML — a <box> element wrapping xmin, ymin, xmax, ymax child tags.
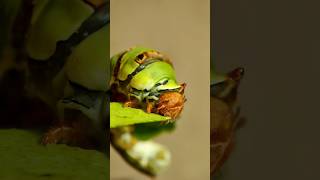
<box><xmin>110</xmin><ymin>47</ymin><xmax>186</xmax><ymax>120</ymax></box>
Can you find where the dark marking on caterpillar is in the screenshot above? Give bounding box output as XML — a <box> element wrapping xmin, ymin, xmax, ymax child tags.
<box><xmin>120</xmin><ymin>58</ymin><xmax>162</xmax><ymax>86</ymax></box>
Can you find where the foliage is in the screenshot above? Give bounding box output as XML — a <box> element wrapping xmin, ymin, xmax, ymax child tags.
<box><xmin>110</xmin><ymin>102</ymin><xmax>170</xmax><ymax>128</ymax></box>
<box><xmin>0</xmin><ymin>129</ymin><xmax>108</xmax><ymax>180</ymax></box>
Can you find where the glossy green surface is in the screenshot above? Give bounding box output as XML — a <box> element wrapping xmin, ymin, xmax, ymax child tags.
<box><xmin>111</xmin><ymin>47</ymin><xmax>181</xmax><ymax>101</ymax></box>
<box><xmin>130</xmin><ymin>61</ymin><xmax>180</xmax><ymax>91</ymax></box>
<box><xmin>117</xmin><ymin>47</ymin><xmax>153</xmax><ymax>81</ymax></box>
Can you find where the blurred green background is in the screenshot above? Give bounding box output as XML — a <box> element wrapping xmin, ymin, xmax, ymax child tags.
<box><xmin>0</xmin><ymin>129</ymin><xmax>108</xmax><ymax>180</ymax></box>
<box><xmin>0</xmin><ymin>1</ymin><xmax>109</xmax><ymax>179</ymax></box>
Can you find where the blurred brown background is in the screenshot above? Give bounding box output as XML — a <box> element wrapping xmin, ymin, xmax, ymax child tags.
<box><xmin>213</xmin><ymin>0</ymin><xmax>320</xmax><ymax>179</ymax></box>
<box><xmin>110</xmin><ymin>0</ymin><xmax>210</xmax><ymax>179</ymax></box>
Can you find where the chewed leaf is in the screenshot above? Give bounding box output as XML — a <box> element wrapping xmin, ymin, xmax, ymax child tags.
<box><xmin>110</xmin><ymin>102</ymin><xmax>170</xmax><ymax>128</ymax></box>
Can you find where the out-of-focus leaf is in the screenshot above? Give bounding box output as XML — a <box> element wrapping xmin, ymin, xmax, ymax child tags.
<box><xmin>110</xmin><ymin>102</ymin><xmax>170</xmax><ymax>128</ymax></box>
<box><xmin>0</xmin><ymin>129</ymin><xmax>108</xmax><ymax>180</ymax></box>
<box><xmin>134</xmin><ymin>122</ymin><xmax>176</xmax><ymax>140</ymax></box>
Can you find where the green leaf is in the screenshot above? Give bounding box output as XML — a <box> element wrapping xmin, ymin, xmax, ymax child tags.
<box><xmin>110</xmin><ymin>102</ymin><xmax>170</xmax><ymax>128</ymax></box>
<box><xmin>134</xmin><ymin>122</ymin><xmax>176</xmax><ymax>140</ymax></box>
<box><xmin>0</xmin><ymin>129</ymin><xmax>108</xmax><ymax>180</ymax></box>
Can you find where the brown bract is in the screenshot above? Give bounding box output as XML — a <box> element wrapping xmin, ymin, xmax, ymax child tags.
<box><xmin>155</xmin><ymin>91</ymin><xmax>185</xmax><ymax>120</ymax></box>
<box><xmin>211</xmin><ymin>97</ymin><xmax>235</xmax><ymax>175</ymax></box>
<box><xmin>211</xmin><ymin>68</ymin><xmax>245</xmax><ymax>176</ymax></box>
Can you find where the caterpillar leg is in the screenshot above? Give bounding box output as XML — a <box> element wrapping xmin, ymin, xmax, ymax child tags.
<box><xmin>146</xmin><ymin>100</ymin><xmax>155</xmax><ymax>113</ymax></box>
<box><xmin>179</xmin><ymin>83</ymin><xmax>187</xmax><ymax>94</ymax></box>
<box><xmin>123</xmin><ymin>98</ymin><xmax>139</xmax><ymax>108</ymax></box>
